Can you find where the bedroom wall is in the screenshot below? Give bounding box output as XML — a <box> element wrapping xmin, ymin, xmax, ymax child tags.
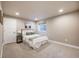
<box><xmin>46</xmin><ymin>11</ymin><xmax>79</xmax><ymax>46</ymax></box>
<box><xmin>16</xmin><ymin>19</ymin><xmax>25</xmax><ymax>31</ymax></box>
<box><xmin>16</xmin><ymin>19</ymin><xmax>37</xmax><ymax>32</ymax></box>
<box><xmin>24</xmin><ymin>21</ymin><xmax>37</xmax><ymax>32</ymax></box>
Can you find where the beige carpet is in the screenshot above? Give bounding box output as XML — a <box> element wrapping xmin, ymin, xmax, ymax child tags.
<box><xmin>2</xmin><ymin>40</ymin><xmax>79</xmax><ymax>58</ymax></box>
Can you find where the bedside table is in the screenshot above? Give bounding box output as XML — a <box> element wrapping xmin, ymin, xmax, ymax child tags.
<box><xmin>16</xmin><ymin>33</ymin><xmax>23</xmax><ymax>43</ymax></box>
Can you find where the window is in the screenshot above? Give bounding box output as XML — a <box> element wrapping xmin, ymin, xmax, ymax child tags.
<box><xmin>38</xmin><ymin>23</ymin><xmax>47</xmax><ymax>32</ymax></box>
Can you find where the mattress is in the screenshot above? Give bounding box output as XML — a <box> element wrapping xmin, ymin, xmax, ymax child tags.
<box><xmin>23</xmin><ymin>34</ymin><xmax>48</xmax><ymax>49</ymax></box>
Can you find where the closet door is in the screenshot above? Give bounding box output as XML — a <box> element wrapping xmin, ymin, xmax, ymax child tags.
<box><xmin>4</xmin><ymin>17</ymin><xmax>16</xmax><ymax>44</ymax></box>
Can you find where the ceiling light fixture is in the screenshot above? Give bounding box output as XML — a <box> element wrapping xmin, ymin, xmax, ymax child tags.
<box><xmin>35</xmin><ymin>18</ymin><xmax>39</xmax><ymax>21</ymax></box>
<box><xmin>16</xmin><ymin>12</ymin><xmax>20</xmax><ymax>16</ymax></box>
<box><xmin>59</xmin><ymin>9</ymin><xmax>64</xmax><ymax>13</ymax></box>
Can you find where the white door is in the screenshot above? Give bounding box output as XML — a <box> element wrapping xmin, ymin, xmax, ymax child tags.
<box><xmin>3</xmin><ymin>17</ymin><xmax>16</xmax><ymax>44</ymax></box>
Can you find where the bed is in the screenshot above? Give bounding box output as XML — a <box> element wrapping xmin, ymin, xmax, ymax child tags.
<box><xmin>22</xmin><ymin>29</ymin><xmax>48</xmax><ymax>49</ymax></box>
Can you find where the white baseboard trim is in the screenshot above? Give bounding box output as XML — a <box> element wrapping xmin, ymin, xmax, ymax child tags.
<box><xmin>3</xmin><ymin>41</ymin><xmax>16</xmax><ymax>46</ymax></box>
<box><xmin>51</xmin><ymin>40</ymin><xmax>79</xmax><ymax>49</ymax></box>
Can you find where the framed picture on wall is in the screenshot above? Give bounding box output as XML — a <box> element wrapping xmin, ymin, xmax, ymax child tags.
<box><xmin>0</xmin><ymin>10</ymin><xmax>3</xmax><ymax>25</ymax></box>
<box><xmin>29</xmin><ymin>26</ymin><xmax>31</xmax><ymax>29</ymax></box>
<box><xmin>25</xmin><ymin>25</ymin><xmax>27</xmax><ymax>28</ymax></box>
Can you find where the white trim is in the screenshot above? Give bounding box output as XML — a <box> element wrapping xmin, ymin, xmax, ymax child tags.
<box><xmin>51</xmin><ymin>40</ymin><xmax>79</xmax><ymax>49</ymax></box>
<box><xmin>0</xmin><ymin>24</ymin><xmax>4</xmax><ymax>58</ymax></box>
<box><xmin>0</xmin><ymin>44</ymin><xmax>4</xmax><ymax>58</ymax></box>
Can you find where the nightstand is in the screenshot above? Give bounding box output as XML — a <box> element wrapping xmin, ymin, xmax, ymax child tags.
<box><xmin>16</xmin><ymin>33</ymin><xmax>23</xmax><ymax>43</ymax></box>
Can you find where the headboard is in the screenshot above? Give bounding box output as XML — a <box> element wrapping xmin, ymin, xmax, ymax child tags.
<box><xmin>22</xmin><ymin>29</ymin><xmax>35</xmax><ymax>35</ymax></box>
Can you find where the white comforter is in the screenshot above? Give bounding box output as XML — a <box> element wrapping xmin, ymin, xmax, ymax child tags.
<box><xmin>23</xmin><ymin>34</ymin><xmax>48</xmax><ymax>49</ymax></box>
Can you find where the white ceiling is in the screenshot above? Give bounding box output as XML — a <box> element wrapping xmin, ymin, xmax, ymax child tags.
<box><xmin>2</xmin><ymin>1</ymin><xmax>79</xmax><ymax>21</ymax></box>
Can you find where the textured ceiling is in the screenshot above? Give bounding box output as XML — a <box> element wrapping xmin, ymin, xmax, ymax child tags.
<box><xmin>2</xmin><ymin>1</ymin><xmax>79</xmax><ymax>21</ymax></box>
